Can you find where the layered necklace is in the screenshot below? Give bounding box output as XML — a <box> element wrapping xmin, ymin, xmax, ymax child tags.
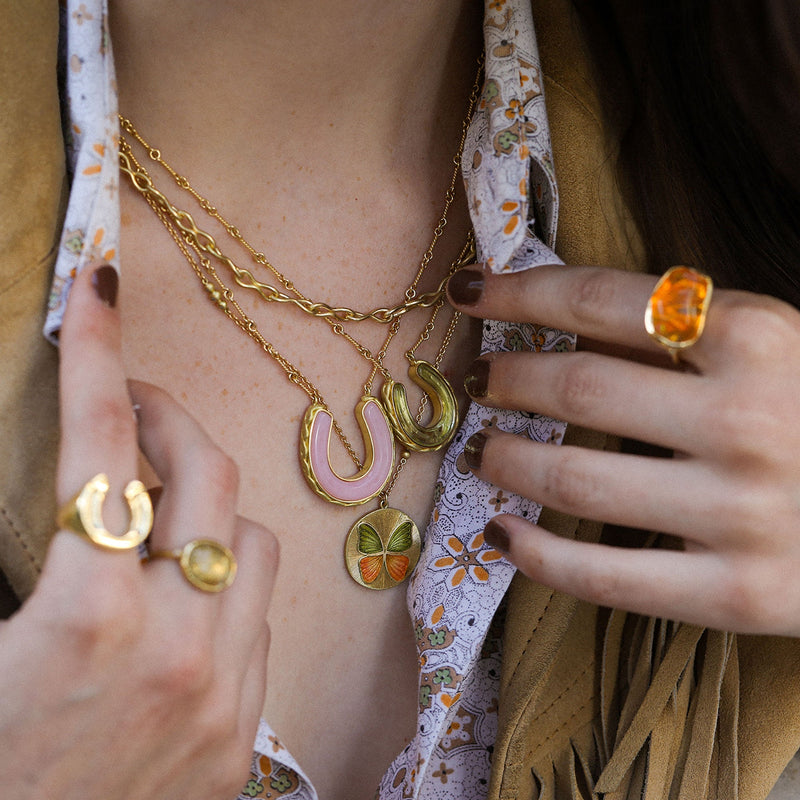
<box><xmin>118</xmin><ymin>62</ymin><xmax>481</xmax><ymax>589</ymax></box>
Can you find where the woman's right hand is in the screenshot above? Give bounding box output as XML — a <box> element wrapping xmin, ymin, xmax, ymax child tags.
<box><xmin>0</xmin><ymin>264</ymin><xmax>278</xmax><ymax>799</ymax></box>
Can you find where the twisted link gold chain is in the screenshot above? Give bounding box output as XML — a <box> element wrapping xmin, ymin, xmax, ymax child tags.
<box><xmin>117</xmin><ymin>55</ymin><xmax>482</xmax><ymax>478</ymax></box>
<box><xmin>117</xmin><ymin>57</ymin><xmax>481</xmax><ymax>325</ymax></box>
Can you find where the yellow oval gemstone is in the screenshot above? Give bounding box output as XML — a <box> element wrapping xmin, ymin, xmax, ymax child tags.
<box><xmin>180</xmin><ymin>539</ymin><xmax>237</xmax><ymax>592</ymax></box>
<box><xmin>645</xmin><ymin>266</ymin><xmax>712</xmax><ymax>347</ymax></box>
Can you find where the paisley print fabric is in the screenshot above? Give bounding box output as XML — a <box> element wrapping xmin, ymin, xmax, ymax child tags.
<box><xmin>47</xmin><ymin>1</ymin><xmax>574</xmax><ymax>797</ymax></box>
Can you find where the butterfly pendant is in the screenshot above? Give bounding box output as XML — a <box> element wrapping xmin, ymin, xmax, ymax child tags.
<box><xmin>344</xmin><ymin>508</ymin><xmax>422</xmax><ymax>590</ymax></box>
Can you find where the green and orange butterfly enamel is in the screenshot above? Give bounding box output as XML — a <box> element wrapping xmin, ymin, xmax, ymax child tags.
<box><xmin>357</xmin><ymin>520</ymin><xmax>414</xmax><ymax>584</ymax></box>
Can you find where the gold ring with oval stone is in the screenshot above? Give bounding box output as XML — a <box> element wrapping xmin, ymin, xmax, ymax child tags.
<box><xmin>644</xmin><ymin>266</ymin><xmax>713</xmax><ymax>363</ymax></box>
<box><xmin>148</xmin><ymin>538</ymin><xmax>237</xmax><ymax>593</ymax></box>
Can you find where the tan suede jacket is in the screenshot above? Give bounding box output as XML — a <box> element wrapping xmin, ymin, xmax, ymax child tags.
<box><xmin>2</xmin><ymin>1</ymin><xmax>798</xmax><ymax>798</ymax></box>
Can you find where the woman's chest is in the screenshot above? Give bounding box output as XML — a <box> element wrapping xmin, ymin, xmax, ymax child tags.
<box><xmin>117</xmin><ymin>186</ymin><xmax>479</xmax><ymax>796</ymax></box>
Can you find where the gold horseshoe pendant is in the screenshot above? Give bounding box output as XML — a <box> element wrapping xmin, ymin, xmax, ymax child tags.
<box><xmin>381</xmin><ymin>360</ymin><xmax>459</xmax><ymax>452</ymax></box>
<box><xmin>57</xmin><ymin>473</ymin><xmax>153</xmax><ymax>550</ymax></box>
<box><xmin>299</xmin><ymin>397</ymin><xmax>396</xmax><ymax>506</ymax></box>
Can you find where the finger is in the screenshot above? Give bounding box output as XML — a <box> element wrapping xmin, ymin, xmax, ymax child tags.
<box><xmin>236</xmin><ymin>620</ymin><xmax>270</xmax><ymax>742</ymax></box>
<box><xmin>464</xmin><ymin>429</ymin><xmax>755</xmax><ymax>547</ymax></box>
<box><xmin>129</xmin><ymin>380</ymin><xmax>239</xmax><ymax>554</ymax></box>
<box><xmin>448</xmin><ymin>263</ymin><xmax>659</xmax><ymax>351</ymax></box>
<box><xmin>481</xmin><ymin>514</ymin><xmax>752</xmax><ymax>631</ymax></box>
<box><xmin>53</xmin><ymin>264</ymin><xmax>142</xmax><ymax>583</ymax></box>
<box><xmin>215</xmin><ymin>518</ymin><xmax>278</xmax><ymax>656</ymax></box>
<box><xmin>465</xmin><ymin>351</ymin><xmax>712</xmax><ymax>455</ymax></box>
<box><xmin>447</xmin><ymin>263</ymin><xmax>743</xmax><ymax>375</ymax></box>
<box><xmin>58</xmin><ymin>264</ymin><xmax>138</xmax><ymax>504</ymax></box>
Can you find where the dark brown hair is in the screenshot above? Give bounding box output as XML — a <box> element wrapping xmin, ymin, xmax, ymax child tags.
<box><xmin>578</xmin><ymin>0</ymin><xmax>800</xmax><ymax>305</ymax></box>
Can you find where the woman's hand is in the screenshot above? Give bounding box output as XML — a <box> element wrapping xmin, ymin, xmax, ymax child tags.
<box><xmin>449</xmin><ymin>263</ymin><xmax>800</xmax><ymax>636</ymax></box>
<box><xmin>0</xmin><ymin>265</ymin><xmax>278</xmax><ymax>799</ymax></box>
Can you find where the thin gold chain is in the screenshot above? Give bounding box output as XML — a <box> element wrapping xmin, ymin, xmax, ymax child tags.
<box><xmin>136</xmin><ymin>182</ymin><xmax>373</xmax><ymax>467</ymax></box>
<box><xmin>123</xmin><ymin>162</ymin><xmax>466</xmax><ymax>475</ymax></box>
<box><xmin>119</xmin><ymin>140</ymin><xmax>473</xmax><ymax>396</ymax></box>
<box><xmin>117</xmin><ymin>55</ymin><xmax>481</xmax><ymax>478</ymax></box>
<box><xmin>117</xmin><ymin>56</ymin><xmax>481</xmax><ymax>325</ymax></box>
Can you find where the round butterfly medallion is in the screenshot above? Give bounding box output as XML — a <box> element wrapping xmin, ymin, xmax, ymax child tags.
<box><xmin>344</xmin><ymin>508</ymin><xmax>422</xmax><ymax>590</ymax></box>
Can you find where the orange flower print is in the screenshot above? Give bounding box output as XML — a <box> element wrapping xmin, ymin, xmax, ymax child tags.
<box><xmin>440</xmin><ymin>706</ymin><xmax>479</xmax><ymax>753</ymax></box>
<box><xmin>82</xmin><ymin>142</ymin><xmax>106</xmax><ymax>177</ymax></box>
<box><xmin>500</xmin><ymin>199</ymin><xmax>521</xmax><ymax>235</ymax></box>
<box><xmin>504</xmin><ymin>97</ymin><xmax>526</xmax><ymax>121</ymax></box>
<box><xmin>433</xmin><ymin>532</ymin><xmax>503</xmax><ymax>587</ymax></box>
<box><xmin>86</xmin><ymin>227</ymin><xmax>116</xmax><ymax>264</ymax></box>
<box><xmin>489</xmin><ymin>0</ymin><xmax>507</xmax><ymax>10</ymax></box>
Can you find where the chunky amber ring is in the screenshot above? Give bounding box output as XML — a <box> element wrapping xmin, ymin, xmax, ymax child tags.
<box><xmin>56</xmin><ymin>473</ymin><xmax>153</xmax><ymax>550</ymax></box>
<box><xmin>644</xmin><ymin>266</ymin><xmax>713</xmax><ymax>363</ymax></box>
<box><xmin>148</xmin><ymin>539</ymin><xmax>237</xmax><ymax>593</ymax></box>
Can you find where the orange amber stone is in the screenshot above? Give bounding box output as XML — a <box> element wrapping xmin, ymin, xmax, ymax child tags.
<box><xmin>645</xmin><ymin>266</ymin><xmax>713</xmax><ymax>348</ymax></box>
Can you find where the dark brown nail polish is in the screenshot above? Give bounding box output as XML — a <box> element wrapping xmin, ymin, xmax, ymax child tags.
<box><xmin>484</xmin><ymin>518</ymin><xmax>510</xmax><ymax>554</ymax></box>
<box><xmin>448</xmin><ymin>268</ymin><xmax>484</xmax><ymax>306</ymax></box>
<box><xmin>464</xmin><ymin>431</ymin><xmax>488</xmax><ymax>470</ymax></box>
<box><xmin>92</xmin><ymin>265</ymin><xmax>119</xmax><ymax>308</ymax></box>
<box><xmin>464</xmin><ymin>358</ymin><xmax>490</xmax><ymax>399</ymax></box>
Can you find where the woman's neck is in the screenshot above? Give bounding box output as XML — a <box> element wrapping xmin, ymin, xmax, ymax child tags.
<box><xmin>110</xmin><ymin>1</ymin><xmax>483</xmax><ymax>169</ymax></box>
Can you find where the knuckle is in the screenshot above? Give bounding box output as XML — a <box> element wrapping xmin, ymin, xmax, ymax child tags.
<box><xmin>254</xmin><ymin>526</ymin><xmax>280</xmax><ymax>570</ymax></box>
<box><xmin>193</xmin><ymin>447</ymin><xmax>240</xmax><ymax>502</ymax></box>
<box><xmin>567</xmin><ymin>269</ymin><xmax>619</xmax><ymax>329</ymax></box>
<box><xmin>716</xmin><ymin>560</ymin><xmax>780</xmax><ymax>631</ymax></box>
<box><xmin>78</xmin><ymin>395</ymin><xmax>136</xmax><ymax>448</ymax></box>
<box><xmin>68</xmin><ymin>309</ymin><xmax>120</xmax><ymax>351</ymax></box>
<box><xmin>542</xmin><ymin>450</ymin><xmax>600</xmax><ymax>513</ymax></box>
<box><xmin>205</xmin><ymin>746</ymin><xmax>253</xmax><ymax>797</ymax></box>
<box><xmin>708</xmin><ymin>394</ymin><xmax>757</xmax><ymax>454</ymax></box>
<box><xmin>62</xmin><ymin>573</ymin><xmax>144</xmax><ymax>655</ymax></box>
<box><xmin>723</xmin><ymin>491</ymin><xmax>769</xmax><ymax>548</ymax></box>
<box><xmin>555</xmin><ymin>353</ymin><xmax>607</xmax><ymax>419</ymax></box>
<box><xmin>196</xmin><ymin>699</ymin><xmax>240</xmax><ymax>747</ymax></box>
<box><xmin>713</xmin><ymin>295</ymin><xmax>797</xmax><ymax>361</ymax></box>
<box><xmin>152</xmin><ymin>639</ymin><xmax>214</xmax><ymax>698</ymax></box>
<box><xmin>709</xmin><ymin>393</ymin><xmax>776</xmax><ymax>465</ymax></box>
<box><xmin>581</xmin><ymin>561</ymin><xmax>623</xmax><ymax>609</ymax></box>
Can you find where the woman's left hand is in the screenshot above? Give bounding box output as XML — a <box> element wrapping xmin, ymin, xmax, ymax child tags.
<box><xmin>448</xmin><ymin>263</ymin><xmax>800</xmax><ymax>636</ymax></box>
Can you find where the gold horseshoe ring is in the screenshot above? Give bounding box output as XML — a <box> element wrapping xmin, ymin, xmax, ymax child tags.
<box><xmin>56</xmin><ymin>473</ymin><xmax>153</xmax><ymax>550</ymax></box>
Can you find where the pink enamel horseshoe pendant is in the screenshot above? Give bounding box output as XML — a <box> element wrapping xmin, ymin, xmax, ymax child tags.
<box><xmin>299</xmin><ymin>396</ymin><xmax>396</xmax><ymax>506</ymax></box>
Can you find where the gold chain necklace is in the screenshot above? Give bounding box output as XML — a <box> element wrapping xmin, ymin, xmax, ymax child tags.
<box><xmin>117</xmin><ymin>62</ymin><xmax>481</xmax><ymax>588</ymax></box>
<box><xmin>118</xmin><ymin>58</ymin><xmax>481</xmax><ymax>325</ymax></box>
<box><xmin>118</xmin><ymin>139</ymin><xmax>474</xmax><ymax>454</ymax></box>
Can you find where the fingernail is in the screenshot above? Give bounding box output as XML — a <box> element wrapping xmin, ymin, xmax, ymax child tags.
<box><xmin>464</xmin><ymin>358</ymin><xmax>490</xmax><ymax>399</ymax></box>
<box><xmin>91</xmin><ymin>265</ymin><xmax>119</xmax><ymax>308</ymax></box>
<box><xmin>448</xmin><ymin>268</ymin><xmax>484</xmax><ymax>306</ymax></box>
<box><xmin>464</xmin><ymin>431</ymin><xmax>488</xmax><ymax>470</ymax></box>
<box><xmin>484</xmin><ymin>518</ymin><xmax>511</xmax><ymax>554</ymax></box>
